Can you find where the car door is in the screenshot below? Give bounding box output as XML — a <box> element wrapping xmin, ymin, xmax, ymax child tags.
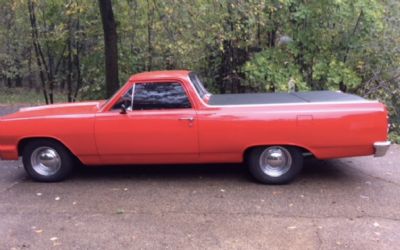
<box><xmin>94</xmin><ymin>82</ymin><xmax>199</xmax><ymax>164</ymax></box>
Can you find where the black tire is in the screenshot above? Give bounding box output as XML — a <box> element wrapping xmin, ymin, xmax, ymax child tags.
<box><xmin>247</xmin><ymin>146</ymin><xmax>303</xmax><ymax>184</ymax></box>
<box><xmin>22</xmin><ymin>140</ymin><xmax>74</xmax><ymax>182</ymax></box>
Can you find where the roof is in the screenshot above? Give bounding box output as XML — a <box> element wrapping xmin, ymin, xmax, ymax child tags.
<box><xmin>129</xmin><ymin>70</ymin><xmax>191</xmax><ymax>82</ymax></box>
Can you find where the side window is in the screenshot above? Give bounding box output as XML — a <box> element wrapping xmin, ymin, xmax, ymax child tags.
<box><xmin>133</xmin><ymin>82</ymin><xmax>191</xmax><ymax>110</ymax></box>
<box><xmin>112</xmin><ymin>87</ymin><xmax>133</xmax><ymax>110</ymax></box>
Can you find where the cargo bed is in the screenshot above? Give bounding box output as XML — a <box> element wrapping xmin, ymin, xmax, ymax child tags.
<box><xmin>208</xmin><ymin>91</ymin><xmax>366</xmax><ymax>105</ymax></box>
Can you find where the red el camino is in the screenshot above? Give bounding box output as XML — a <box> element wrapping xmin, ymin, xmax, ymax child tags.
<box><xmin>0</xmin><ymin>71</ymin><xmax>391</xmax><ymax>184</ymax></box>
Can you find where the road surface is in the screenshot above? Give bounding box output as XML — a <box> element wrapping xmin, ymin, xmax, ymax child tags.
<box><xmin>0</xmin><ymin>105</ymin><xmax>399</xmax><ymax>249</ymax></box>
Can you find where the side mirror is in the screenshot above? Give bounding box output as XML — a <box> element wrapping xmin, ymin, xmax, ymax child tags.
<box><xmin>120</xmin><ymin>104</ymin><xmax>127</xmax><ymax>114</ymax></box>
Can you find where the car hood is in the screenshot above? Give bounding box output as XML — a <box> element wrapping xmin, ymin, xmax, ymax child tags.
<box><xmin>1</xmin><ymin>101</ymin><xmax>104</xmax><ymax>120</ymax></box>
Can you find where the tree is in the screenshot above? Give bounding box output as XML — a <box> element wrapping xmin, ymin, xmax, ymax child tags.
<box><xmin>98</xmin><ymin>0</ymin><xmax>119</xmax><ymax>98</ymax></box>
<box><xmin>1</xmin><ymin>0</ymin><xmax>399</xmax><ymax>141</ymax></box>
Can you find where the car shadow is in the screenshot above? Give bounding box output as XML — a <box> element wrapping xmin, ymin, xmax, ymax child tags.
<box><xmin>69</xmin><ymin>157</ymin><xmax>358</xmax><ymax>184</ymax></box>
<box><xmin>74</xmin><ymin>163</ymin><xmax>252</xmax><ymax>183</ymax></box>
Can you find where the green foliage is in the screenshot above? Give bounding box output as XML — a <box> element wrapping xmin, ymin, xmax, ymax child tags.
<box><xmin>243</xmin><ymin>48</ymin><xmax>307</xmax><ymax>91</ymax></box>
<box><xmin>390</xmin><ymin>132</ymin><xmax>400</xmax><ymax>144</ymax></box>
<box><xmin>0</xmin><ymin>87</ymin><xmax>64</xmax><ymax>104</ymax></box>
<box><xmin>324</xmin><ymin>60</ymin><xmax>362</xmax><ymax>90</ymax></box>
<box><xmin>243</xmin><ymin>0</ymin><xmax>380</xmax><ymax>92</ymax></box>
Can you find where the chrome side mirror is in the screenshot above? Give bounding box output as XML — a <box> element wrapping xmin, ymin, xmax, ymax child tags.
<box><xmin>120</xmin><ymin>104</ymin><xmax>127</xmax><ymax>114</ymax></box>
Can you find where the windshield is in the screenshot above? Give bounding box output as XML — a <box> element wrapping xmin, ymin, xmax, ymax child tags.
<box><xmin>189</xmin><ymin>72</ymin><xmax>210</xmax><ymax>99</ymax></box>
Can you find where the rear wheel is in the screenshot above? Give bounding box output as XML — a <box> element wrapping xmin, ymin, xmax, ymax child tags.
<box><xmin>247</xmin><ymin>146</ymin><xmax>303</xmax><ymax>184</ymax></box>
<box><xmin>22</xmin><ymin>140</ymin><xmax>74</xmax><ymax>182</ymax></box>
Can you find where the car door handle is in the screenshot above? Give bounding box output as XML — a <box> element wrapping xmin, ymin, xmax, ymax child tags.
<box><xmin>179</xmin><ymin>117</ymin><xmax>195</xmax><ymax>122</ymax></box>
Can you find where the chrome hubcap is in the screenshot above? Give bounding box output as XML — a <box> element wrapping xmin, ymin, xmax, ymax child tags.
<box><xmin>31</xmin><ymin>147</ymin><xmax>61</xmax><ymax>176</ymax></box>
<box><xmin>259</xmin><ymin>146</ymin><xmax>292</xmax><ymax>177</ymax></box>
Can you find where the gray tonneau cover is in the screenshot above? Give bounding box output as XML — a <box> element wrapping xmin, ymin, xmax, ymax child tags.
<box><xmin>208</xmin><ymin>91</ymin><xmax>366</xmax><ymax>105</ymax></box>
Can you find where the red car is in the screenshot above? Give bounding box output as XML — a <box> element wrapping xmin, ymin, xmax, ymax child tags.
<box><xmin>0</xmin><ymin>71</ymin><xmax>391</xmax><ymax>184</ymax></box>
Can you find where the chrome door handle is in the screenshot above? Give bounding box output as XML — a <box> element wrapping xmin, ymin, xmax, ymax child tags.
<box><xmin>179</xmin><ymin>117</ymin><xmax>195</xmax><ymax>122</ymax></box>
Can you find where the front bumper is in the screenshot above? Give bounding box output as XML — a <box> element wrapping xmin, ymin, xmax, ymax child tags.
<box><xmin>374</xmin><ymin>141</ymin><xmax>391</xmax><ymax>157</ymax></box>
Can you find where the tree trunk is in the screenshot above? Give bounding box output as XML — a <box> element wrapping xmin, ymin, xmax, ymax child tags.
<box><xmin>48</xmin><ymin>53</ymin><xmax>54</xmax><ymax>104</ymax></box>
<box><xmin>15</xmin><ymin>75</ymin><xmax>22</xmax><ymax>87</ymax></box>
<box><xmin>343</xmin><ymin>10</ymin><xmax>363</xmax><ymax>64</ymax></box>
<box><xmin>28</xmin><ymin>49</ymin><xmax>34</xmax><ymax>89</ymax></box>
<box><xmin>267</xmin><ymin>12</ymin><xmax>276</xmax><ymax>48</ymax></box>
<box><xmin>73</xmin><ymin>18</ymin><xmax>82</xmax><ymax>102</ymax></box>
<box><xmin>15</xmin><ymin>56</ymin><xmax>23</xmax><ymax>87</ymax></box>
<box><xmin>67</xmin><ymin>21</ymin><xmax>73</xmax><ymax>103</ymax></box>
<box><xmin>7</xmin><ymin>78</ymin><xmax>12</xmax><ymax>88</ymax></box>
<box><xmin>60</xmin><ymin>58</ymin><xmax>66</xmax><ymax>90</ymax></box>
<box><xmin>146</xmin><ymin>0</ymin><xmax>154</xmax><ymax>71</ymax></box>
<box><xmin>98</xmin><ymin>0</ymin><xmax>119</xmax><ymax>98</ymax></box>
<box><xmin>28</xmin><ymin>0</ymin><xmax>49</xmax><ymax>104</ymax></box>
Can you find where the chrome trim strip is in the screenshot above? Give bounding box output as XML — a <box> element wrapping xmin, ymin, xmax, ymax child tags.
<box><xmin>20</xmin><ymin>101</ymin><xmax>99</xmax><ymax>112</ymax></box>
<box><xmin>374</xmin><ymin>141</ymin><xmax>391</xmax><ymax>157</ymax></box>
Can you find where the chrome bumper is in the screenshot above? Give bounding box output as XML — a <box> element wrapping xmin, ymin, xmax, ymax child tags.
<box><xmin>374</xmin><ymin>141</ymin><xmax>391</xmax><ymax>157</ymax></box>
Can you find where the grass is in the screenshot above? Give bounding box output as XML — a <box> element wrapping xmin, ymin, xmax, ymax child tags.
<box><xmin>0</xmin><ymin>87</ymin><xmax>72</xmax><ymax>105</ymax></box>
<box><xmin>389</xmin><ymin>132</ymin><xmax>400</xmax><ymax>144</ymax></box>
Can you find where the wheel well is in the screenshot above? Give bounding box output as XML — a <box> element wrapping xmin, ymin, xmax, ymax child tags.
<box><xmin>18</xmin><ymin>137</ymin><xmax>73</xmax><ymax>157</ymax></box>
<box><xmin>243</xmin><ymin>145</ymin><xmax>313</xmax><ymax>161</ymax></box>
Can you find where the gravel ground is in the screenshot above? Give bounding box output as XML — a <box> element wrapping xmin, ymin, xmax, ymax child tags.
<box><xmin>0</xmin><ymin>105</ymin><xmax>399</xmax><ymax>250</ymax></box>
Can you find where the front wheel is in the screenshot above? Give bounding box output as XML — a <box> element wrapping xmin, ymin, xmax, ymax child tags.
<box><xmin>247</xmin><ymin>146</ymin><xmax>303</xmax><ymax>184</ymax></box>
<box><xmin>22</xmin><ymin>140</ymin><xmax>74</xmax><ymax>182</ymax></box>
